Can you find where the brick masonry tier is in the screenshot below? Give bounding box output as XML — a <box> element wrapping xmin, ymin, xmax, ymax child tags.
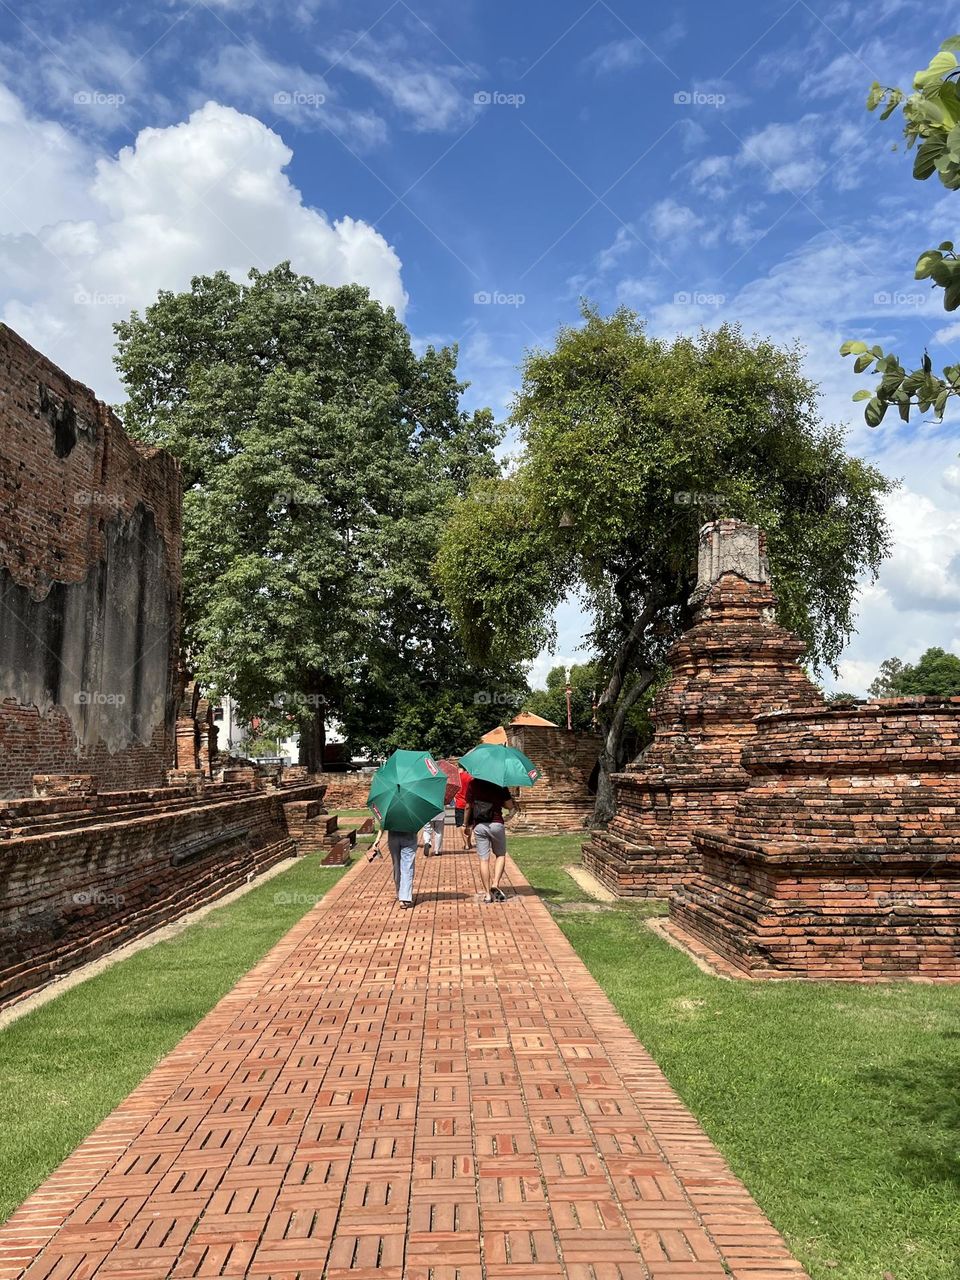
<box><xmin>584</xmin><ymin>521</ymin><xmax>823</xmax><ymax>898</ymax></box>
<box><xmin>0</xmin><ymin>782</ymin><xmax>330</xmax><ymax>1007</ymax></box>
<box><xmin>673</xmin><ymin>698</ymin><xmax>960</xmax><ymax>979</ymax></box>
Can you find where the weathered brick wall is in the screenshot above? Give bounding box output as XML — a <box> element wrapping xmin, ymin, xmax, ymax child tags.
<box><xmin>0</xmin><ymin>324</ymin><xmax>182</xmax><ymax>797</ymax></box>
<box><xmin>584</xmin><ymin>520</ymin><xmax>822</xmax><ymax>896</ymax></box>
<box><xmin>508</xmin><ymin>725</ymin><xmax>601</xmax><ymax>831</ymax></box>
<box><xmin>673</xmin><ymin>699</ymin><xmax>960</xmax><ymax>979</ymax></box>
<box><xmin>314</xmin><ymin>773</ymin><xmax>371</xmax><ymax>809</ymax></box>
<box><xmin>0</xmin><ymin>782</ymin><xmax>329</xmax><ymax>1006</ymax></box>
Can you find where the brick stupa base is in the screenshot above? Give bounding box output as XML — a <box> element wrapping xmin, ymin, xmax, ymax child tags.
<box><xmin>583</xmin><ymin>520</ymin><xmax>822</xmax><ymax>897</ymax></box>
<box><xmin>673</xmin><ymin>699</ymin><xmax>960</xmax><ymax>980</ymax></box>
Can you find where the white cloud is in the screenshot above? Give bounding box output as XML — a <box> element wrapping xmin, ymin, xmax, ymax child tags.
<box><xmin>584</xmin><ymin>38</ymin><xmax>648</xmax><ymax>75</ymax></box>
<box><xmin>738</xmin><ymin>115</ymin><xmax>827</xmax><ymax>194</ymax></box>
<box><xmin>649</xmin><ymin>198</ymin><xmax>704</xmax><ymax>241</ymax></box>
<box><xmin>0</xmin><ymin>94</ymin><xmax>406</xmax><ymax>400</ymax></box>
<box><xmin>331</xmin><ymin>38</ymin><xmax>476</xmax><ymax>133</ymax></box>
<box><xmin>205</xmin><ymin>42</ymin><xmax>388</xmax><ymax>149</ymax></box>
<box><xmin>0</xmin><ymin>85</ymin><xmax>96</xmax><ymax>234</ymax></box>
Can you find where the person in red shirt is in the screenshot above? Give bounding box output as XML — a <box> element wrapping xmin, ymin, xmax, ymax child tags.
<box><xmin>463</xmin><ymin>775</ymin><xmax>517</xmax><ymax>903</ymax></box>
<box><xmin>453</xmin><ymin>767</ymin><xmax>471</xmax><ymax>827</ymax></box>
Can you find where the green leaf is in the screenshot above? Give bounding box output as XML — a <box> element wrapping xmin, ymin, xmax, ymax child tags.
<box><xmin>914</xmin><ymin>138</ymin><xmax>946</xmax><ymax>181</ymax></box>
<box><xmin>945</xmin><ymin>279</ymin><xmax>960</xmax><ymax>311</ymax></box>
<box><xmin>840</xmin><ymin>340</ymin><xmax>869</xmax><ymax>356</ymax></box>
<box><xmin>939</xmin><ymin>241</ymin><xmax>955</xmax><ymax>251</ymax></box>
<box><xmin>940</xmin><ymin>36</ymin><xmax>960</xmax><ymax>53</ymax></box>
<box><xmin>854</xmin><ymin>354</ymin><xmax>874</xmax><ymax>373</ymax></box>
<box><xmin>916</xmin><ymin>249</ymin><xmax>944</xmax><ymax>278</ymax></box>
<box><xmin>864</xmin><ymin>397</ymin><xmax>887</xmax><ymax>427</ymax></box>
<box><xmin>852</xmin><ymin>389</ymin><xmax>872</xmax><ymax>401</ymax></box>
<box><xmin>915</xmin><ymin>50</ymin><xmax>959</xmax><ymax>91</ymax></box>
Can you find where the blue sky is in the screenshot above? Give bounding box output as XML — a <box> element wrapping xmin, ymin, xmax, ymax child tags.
<box><xmin>2</xmin><ymin>0</ymin><xmax>959</xmax><ymax>693</ymax></box>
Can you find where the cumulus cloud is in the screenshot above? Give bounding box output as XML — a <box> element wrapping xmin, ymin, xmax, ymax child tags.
<box><xmin>0</xmin><ymin>94</ymin><xmax>406</xmax><ymax>400</ymax></box>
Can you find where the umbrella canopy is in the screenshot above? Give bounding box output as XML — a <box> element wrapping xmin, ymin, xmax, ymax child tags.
<box><xmin>438</xmin><ymin>758</ymin><xmax>461</xmax><ymax>804</ymax></box>
<box><xmin>459</xmin><ymin>743</ymin><xmax>541</xmax><ymax>789</ymax></box>
<box><xmin>367</xmin><ymin>750</ymin><xmax>448</xmax><ymax>831</ymax></box>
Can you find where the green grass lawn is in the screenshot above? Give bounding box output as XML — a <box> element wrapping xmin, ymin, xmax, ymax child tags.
<box><xmin>510</xmin><ymin>834</ymin><xmax>960</xmax><ymax>1280</ymax></box>
<box><xmin>0</xmin><ymin>856</ymin><xmax>346</xmax><ymax>1223</ymax></box>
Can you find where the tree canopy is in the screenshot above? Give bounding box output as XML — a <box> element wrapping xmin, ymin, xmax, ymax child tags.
<box><xmin>116</xmin><ymin>263</ymin><xmax>522</xmax><ymax>765</ymax></box>
<box><xmin>842</xmin><ymin>35</ymin><xmax>960</xmax><ymax>424</ymax></box>
<box><xmin>868</xmin><ymin>648</ymin><xmax>960</xmax><ymax>697</ymax></box>
<box><xmin>438</xmin><ymin>308</ymin><xmax>895</xmax><ymax>820</ymax></box>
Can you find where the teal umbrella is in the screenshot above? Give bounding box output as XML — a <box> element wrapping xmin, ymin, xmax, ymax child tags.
<box><xmin>458</xmin><ymin>743</ymin><xmax>541</xmax><ymax>788</ymax></box>
<box><xmin>367</xmin><ymin>749</ymin><xmax>448</xmax><ymax>831</ymax></box>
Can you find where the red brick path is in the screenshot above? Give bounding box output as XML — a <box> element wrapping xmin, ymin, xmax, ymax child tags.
<box><xmin>0</xmin><ymin>834</ymin><xmax>808</xmax><ymax>1279</ymax></box>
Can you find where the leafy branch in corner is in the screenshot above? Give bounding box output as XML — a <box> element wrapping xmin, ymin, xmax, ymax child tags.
<box><xmin>842</xmin><ymin>37</ymin><xmax>960</xmax><ymax>423</ymax></box>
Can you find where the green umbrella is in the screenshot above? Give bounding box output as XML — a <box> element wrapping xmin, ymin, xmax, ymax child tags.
<box><xmin>459</xmin><ymin>743</ymin><xmax>541</xmax><ymax>788</ymax></box>
<box><xmin>367</xmin><ymin>749</ymin><xmax>448</xmax><ymax>831</ymax></box>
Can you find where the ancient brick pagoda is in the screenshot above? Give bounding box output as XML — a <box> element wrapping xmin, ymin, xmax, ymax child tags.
<box><xmin>582</xmin><ymin>519</ymin><xmax>823</xmax><ymax>897</ymax></box>
<box><xmin>672</xmin><ymin>698</ymin><xmax>960</xmax><ymax>980</ymax></box>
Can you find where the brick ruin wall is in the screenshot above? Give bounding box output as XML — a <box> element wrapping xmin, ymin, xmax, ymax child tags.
<box><xmin>0</xmin><ymin>324</ymin><xmax>182</xmax><ymax>797</ymax></box>
<box><xmin>313</xmin><ymin>773</ymin><xmax>371</xmax><ymax>809</ymax></box>
<box><xmin>0</xmin><ymin>781</ymin><xmax>330</xmax><ymax>1006</ymax></box>
<box><xmin>507</xmin><ymin>725</ymin><xmax>601</xmax><ymax>831</ymax></box>
<box><xmin>0</xmin><ymin>327</ymin><xmax>350</xmax><ymax>1009</ymax></box>
<box><xmin>672</xmin><ymin>699</ymin><xmax>960</xmax><ymax>980</ymax></box>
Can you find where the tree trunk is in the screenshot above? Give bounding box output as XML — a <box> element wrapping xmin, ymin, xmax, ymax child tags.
<box><xmin>591</xmin><ymin>670</ymin><xmax>657</xmax><ymax>826</ymax></box>
<box><xmin>298</xmin><ymin>702</ymin><xmax>326</xmax><ymax>772</ymax></box>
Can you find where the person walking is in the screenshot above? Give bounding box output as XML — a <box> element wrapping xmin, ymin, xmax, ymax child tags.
<box><xmin>421</xmin><ymin>811</ymin><xmax>445</xmax><ymax>856</ymax></box>
<box><xmin>370</xmin><ymin>824</ymin><xmax>418</xmax><ymax>908</ymax></box>
<box><xmin>463</xmin><ymin>774</ymin><xmax>516</xmax><ymax>903</ymax></box>
<box><xmin>453</xmin><ymin>766</ymin><xmax>472</xmax><ymax>828</ymax></box>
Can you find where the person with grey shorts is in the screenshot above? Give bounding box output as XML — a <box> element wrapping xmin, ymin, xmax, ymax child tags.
<box><xmin>463</xmin><ymin>777</ymin><xmax>516</xmax><ymax>903</ymax></box>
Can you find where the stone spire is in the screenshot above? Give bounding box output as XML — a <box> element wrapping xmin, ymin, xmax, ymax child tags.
<box><xmin>689</xmin><ymin>519</ymin><xmax>770</xmax><ymax>611</ymax></box>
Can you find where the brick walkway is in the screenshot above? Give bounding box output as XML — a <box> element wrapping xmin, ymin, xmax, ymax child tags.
<box><xmin>0</xmin><ymin>834</ymin><xmax>809</xmax><ymax>1280</ymax></box>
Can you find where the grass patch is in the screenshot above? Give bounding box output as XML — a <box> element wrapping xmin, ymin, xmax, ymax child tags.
<box><xmin>0</xmin><ymin>856</ymin><xmax>346</xmax><ymax>1222</ymax></box>
<box><xmin>510</xmin><ymin>837</ymin><xmax>960</xmax><ymax>1280</ymax></box>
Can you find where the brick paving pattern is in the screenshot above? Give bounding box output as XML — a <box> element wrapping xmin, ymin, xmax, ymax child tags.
<box><xmin>0</xmin><ymin>833</ymin><xmax>809</xmax><ymax>1279</ymax></box>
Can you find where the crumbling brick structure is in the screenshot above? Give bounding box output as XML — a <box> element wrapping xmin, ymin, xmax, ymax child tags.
<box><xmin>508</xmin><ymin>723</ymin><xmax>601</xmax><ymax>831</ymax></box>
<box><xmin>671</xmin><ymin>698</ymin><xmax>960</xmax><ymax>979</ymax></box>
<box><xmin>583</xmin><ymin>520</ymin><xmax>822</xmax><ymax>896</ymax></box>
<box><xmin>0</xmin><ymin>327</ymin><xmax>343</xmax><ymax>1008</ymax></box>
<box><xmin>0</xmin><ymin>324</ymin><xmax>182</xmax><ymax>797</ymax></box>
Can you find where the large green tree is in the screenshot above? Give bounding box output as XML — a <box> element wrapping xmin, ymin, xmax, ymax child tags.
<box><xmin>438</xmin><ymin>309</ymin><xmax>895</xmax><ymax>822</ymax></box>
<box><xmin>116</xmin><ymin>263</ymin><xmax>517</xmax><ymax>767</ymax></box>
<box><xmin>868</xmin><ymin>647</ymin><xmax>960</xmax><ymax>697</ymax></box>
<box><xmin>842</xmin><ymin>36</ymin><xmax>960</xmax><ymax>423</ymax></box>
